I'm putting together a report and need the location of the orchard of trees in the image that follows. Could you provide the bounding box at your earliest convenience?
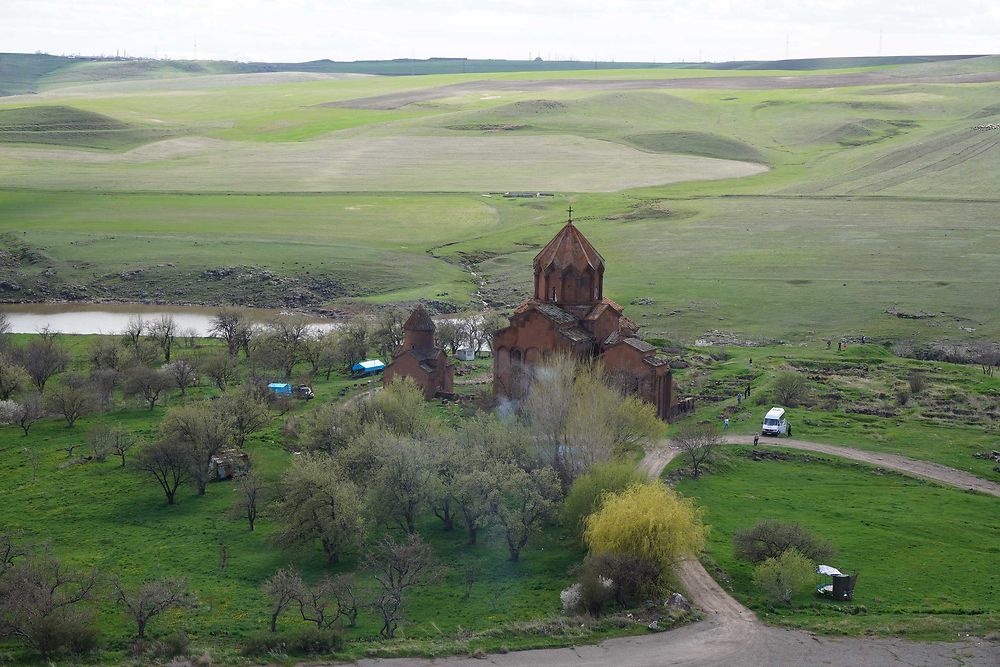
[0,309,709,660]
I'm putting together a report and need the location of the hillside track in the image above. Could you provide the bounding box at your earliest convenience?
[318,439,999,666]
[718,434,1000,497]
[326,71,1000,110]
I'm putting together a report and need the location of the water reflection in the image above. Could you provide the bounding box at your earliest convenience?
[0,303,337,336]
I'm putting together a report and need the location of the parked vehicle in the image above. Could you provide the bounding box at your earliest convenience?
[293,385,314,400]
[762,407,787,436]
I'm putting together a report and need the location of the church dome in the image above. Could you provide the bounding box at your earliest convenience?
[532,221,605,274]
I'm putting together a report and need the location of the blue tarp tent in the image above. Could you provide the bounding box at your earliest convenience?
[352,359,385,375]
[268,382,292,395]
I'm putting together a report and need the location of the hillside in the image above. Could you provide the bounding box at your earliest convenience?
[0,53,997,344]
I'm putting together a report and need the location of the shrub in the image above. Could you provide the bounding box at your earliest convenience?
[752,548,815,606]
[907,371,926,395]
[559,583,582,614]
[242,629,344,657]
[28,610,100,657]
[895,387,910,406]
[581,552,663,608]
[562,462,644,535]
[772,372,809,407]
[577,570,615,617]
[733,519,834,564]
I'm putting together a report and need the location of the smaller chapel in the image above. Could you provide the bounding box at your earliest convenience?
[493,210,685,420]
[382,305,454,399]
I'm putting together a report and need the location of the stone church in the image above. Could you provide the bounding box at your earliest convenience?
[493,213,683,420]
[382,305,454,399]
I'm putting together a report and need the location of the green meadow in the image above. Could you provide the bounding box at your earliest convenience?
[674,452,1000,640]
[0,54,997,346]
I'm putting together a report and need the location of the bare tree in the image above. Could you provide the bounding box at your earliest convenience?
[367,534,440,638]
[433,319,461,355]
[124,366,172,411]
[371,307,406,358]
[113,577,191,639]
[20,334,69,391]
[87,424,137,467]
[166,359,197,395]
[228,470,265,531]
[218,389,269,449]
[673,422,721,478]
[147,315,178,363]
[0,354,28,400]
[260,315,312,379]
[87,337,124,372]
[262,567,302,632]
[133,439,193,505]
[334,317,369,370]
[209,307,253,357]
[88,368,120,412]
[43,379,97,428]
[160,401,236,496]
[0,547,98,654]
[479,311,509,354]
[121,315,145,349]
[199,352,238,391]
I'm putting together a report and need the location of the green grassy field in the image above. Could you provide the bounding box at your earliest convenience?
[0,335,604,664]
[669,343,1000,480]
[674,451,1000,640]
[0,55,997,343]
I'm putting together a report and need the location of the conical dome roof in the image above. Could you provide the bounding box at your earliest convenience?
[533,221,605,274]
[404,305,435,332]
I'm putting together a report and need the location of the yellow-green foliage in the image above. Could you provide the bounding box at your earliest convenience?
[562,462,645,537]
[583,482,706,571]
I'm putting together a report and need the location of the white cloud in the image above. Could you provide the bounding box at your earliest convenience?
[1,0,997,62]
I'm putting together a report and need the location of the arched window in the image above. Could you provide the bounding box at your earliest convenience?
[551,287,557,302]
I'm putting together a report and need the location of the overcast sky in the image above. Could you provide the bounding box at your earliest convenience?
[2,0,998,64]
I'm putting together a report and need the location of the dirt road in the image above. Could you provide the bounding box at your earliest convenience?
[331,439,998,666]
[724,435,1000,497]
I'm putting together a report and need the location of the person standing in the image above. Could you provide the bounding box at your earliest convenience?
[724,417,730,430]
[748,358,753,367]
[745,383,751,398]
[753,433,760,447]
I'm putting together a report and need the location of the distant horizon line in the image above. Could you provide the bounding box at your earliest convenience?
[3,51,992,67]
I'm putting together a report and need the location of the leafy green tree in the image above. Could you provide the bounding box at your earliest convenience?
[491,464,561,561]
[272,454,366,564]
[368,435,432,534]
[773,372,810,407]
[563,461,645,537]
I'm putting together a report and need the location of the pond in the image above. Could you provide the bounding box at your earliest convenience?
[0,303,337,336]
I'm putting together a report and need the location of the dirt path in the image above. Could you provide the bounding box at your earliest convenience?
[720,435,1000,497]
[315,440,999,666]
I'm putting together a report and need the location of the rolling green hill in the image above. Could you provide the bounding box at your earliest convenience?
[0,53,997,344]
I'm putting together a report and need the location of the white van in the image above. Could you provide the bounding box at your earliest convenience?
[762,407,787,436]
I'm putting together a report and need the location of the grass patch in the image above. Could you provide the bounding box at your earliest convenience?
[0,105,177,150]
[674,453,1000,639]
[625,131,766,163]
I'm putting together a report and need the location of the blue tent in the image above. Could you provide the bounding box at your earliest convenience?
[351,359,385,375]
[268,382,292,395]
